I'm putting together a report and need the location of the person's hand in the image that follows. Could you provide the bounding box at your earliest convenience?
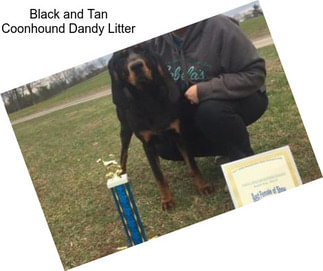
[184,85,199,104]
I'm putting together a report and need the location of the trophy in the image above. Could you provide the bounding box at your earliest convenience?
[97,159,147,246]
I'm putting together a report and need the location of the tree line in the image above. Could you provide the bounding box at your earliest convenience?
[1,55,109,114]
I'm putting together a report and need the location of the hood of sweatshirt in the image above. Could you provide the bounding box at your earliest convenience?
[149,15,266,101]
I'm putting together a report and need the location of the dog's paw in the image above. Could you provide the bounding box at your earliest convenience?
[198,183,215,196]
[161,198,175,211]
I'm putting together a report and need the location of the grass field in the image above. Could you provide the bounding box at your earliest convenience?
[240,15,271,40]
[12,43,321,270]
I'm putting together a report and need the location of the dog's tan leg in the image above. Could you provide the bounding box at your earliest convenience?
[179,148,214,195]
[169,121,214,195]
[139,130,175,211]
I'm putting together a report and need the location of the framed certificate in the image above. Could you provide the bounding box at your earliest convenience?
[221,146,302,208]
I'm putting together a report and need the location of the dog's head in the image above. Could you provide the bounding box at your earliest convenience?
[108,42,166,89]
[108,42,180,107]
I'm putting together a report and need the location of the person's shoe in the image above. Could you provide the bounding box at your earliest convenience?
[227,144,254,161]
[214,155,230,165]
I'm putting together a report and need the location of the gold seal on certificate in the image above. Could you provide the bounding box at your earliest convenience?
[221,146,302,208]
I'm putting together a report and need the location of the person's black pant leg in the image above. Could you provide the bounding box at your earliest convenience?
[195,91,268,161]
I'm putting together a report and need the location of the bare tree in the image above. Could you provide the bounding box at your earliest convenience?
[13,88,23,110]
[26,83,35,105]
[252,4,263,17]
[62,67,80,85]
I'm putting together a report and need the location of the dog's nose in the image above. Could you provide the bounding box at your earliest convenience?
[129,61,144,72]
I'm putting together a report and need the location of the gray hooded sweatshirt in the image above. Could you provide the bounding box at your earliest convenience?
[150,15,266,102]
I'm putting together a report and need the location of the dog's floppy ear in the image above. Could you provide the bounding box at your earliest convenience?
[152,53,180,103]
[164,72,180,103]
[108,54,130,108]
